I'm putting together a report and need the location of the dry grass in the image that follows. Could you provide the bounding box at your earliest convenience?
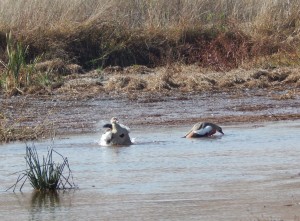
[0,0,299,34]
[0,0,300,96]
[0,0,299,68]
[0,97,56,142]
[0,114,54,143]
[81,65,300,96]
[1,1,299,144]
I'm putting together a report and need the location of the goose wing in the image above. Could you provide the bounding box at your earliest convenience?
[194,125,213,137]
[119,123,130,133]
[103,123,112,129]
[184,122,203,137]
[100,130,113,145]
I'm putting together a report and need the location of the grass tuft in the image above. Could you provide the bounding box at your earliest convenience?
[7,144,76,192]
[0,32,42,94]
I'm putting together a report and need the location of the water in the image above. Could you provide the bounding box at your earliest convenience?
[1,121,300,221]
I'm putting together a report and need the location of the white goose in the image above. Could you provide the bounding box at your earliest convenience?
[184,122,224,138]
[100,117,132,146]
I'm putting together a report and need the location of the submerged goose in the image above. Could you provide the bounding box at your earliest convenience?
[184,122,224,138]
[100,117,132,146]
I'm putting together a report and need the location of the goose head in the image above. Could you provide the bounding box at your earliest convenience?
[110,117,119,124]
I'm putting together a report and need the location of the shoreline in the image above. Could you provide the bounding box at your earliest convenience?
[1,86,299,142]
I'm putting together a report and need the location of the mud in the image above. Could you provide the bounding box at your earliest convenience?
[1,88,300,139]
[0,66,300,141]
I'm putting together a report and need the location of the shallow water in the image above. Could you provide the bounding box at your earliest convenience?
[1,121,300,221]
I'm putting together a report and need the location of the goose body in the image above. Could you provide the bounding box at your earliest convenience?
[184,122,224,138]
[100,117,132,146]
[100,129,113,145]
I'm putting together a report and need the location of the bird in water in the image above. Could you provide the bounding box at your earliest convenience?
[100,117,132,146]
[184,122,224,138]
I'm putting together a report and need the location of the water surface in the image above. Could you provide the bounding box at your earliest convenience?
[1,121,300,220]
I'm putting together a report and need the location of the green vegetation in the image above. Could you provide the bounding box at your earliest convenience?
[0,32,42,94]
[3,32,28,89]
[0,0,299,94]
[7,144,76,192]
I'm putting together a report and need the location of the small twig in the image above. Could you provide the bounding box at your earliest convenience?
[267,110,279,121]
[0,59,8,69]
[19,176,28,192]
[6,173,26,192]
[15,87,24,94]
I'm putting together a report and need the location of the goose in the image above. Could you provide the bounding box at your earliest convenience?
[100,117,132,146]
[184,122,224,138]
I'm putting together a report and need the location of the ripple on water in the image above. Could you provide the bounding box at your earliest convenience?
[1,120,300,221]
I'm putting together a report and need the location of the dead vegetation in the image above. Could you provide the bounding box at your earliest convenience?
[0,97,55,143]
[96,65,300,95]
[0,0,300,96]
[0,0,300,142]
[0,114,54,143]
[0,0,300,71]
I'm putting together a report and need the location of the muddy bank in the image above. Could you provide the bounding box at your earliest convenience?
[1,65,300,142]
[1,81,299,142]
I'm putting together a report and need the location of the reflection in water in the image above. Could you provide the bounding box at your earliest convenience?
[30,191,60,221]
[31,190,60,208]
[1,121,300,221]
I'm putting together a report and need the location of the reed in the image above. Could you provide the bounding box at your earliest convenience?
[0,1,298,64]
[0,32,42,94]
[0,0,298,33]
[0,32,27,91]
[7,144,76,192]
[0,0,299,91]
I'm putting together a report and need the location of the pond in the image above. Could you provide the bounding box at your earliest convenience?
[1,120,300,221]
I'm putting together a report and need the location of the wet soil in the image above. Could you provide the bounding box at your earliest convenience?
[0,66,300,141]
[1,87,299,138]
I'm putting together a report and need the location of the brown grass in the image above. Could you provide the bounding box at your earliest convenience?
[1,1,299,144]
[0,115,54,143]
[0,0,300,70]
[0,99,55,142]
[77,65,299,96]
[0,0,299,33]
[0,0,300,96]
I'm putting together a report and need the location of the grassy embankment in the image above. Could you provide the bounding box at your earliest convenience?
[0,0,299,92]
[0,0,300,141]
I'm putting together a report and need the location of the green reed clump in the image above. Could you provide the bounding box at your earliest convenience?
[0,32,41,94]
[0,32,27,91]
[7,144,76,192]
